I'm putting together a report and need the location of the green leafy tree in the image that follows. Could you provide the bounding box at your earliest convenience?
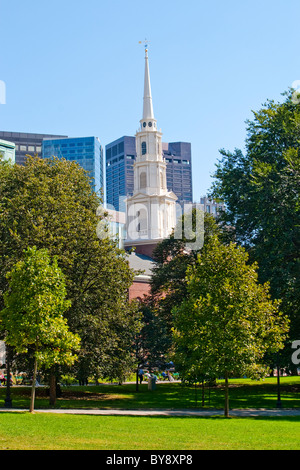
[173,237,289,417]
[0,156,139,391]
[139,210,225,367]
[1,247,80,412]
[210,90,300,349]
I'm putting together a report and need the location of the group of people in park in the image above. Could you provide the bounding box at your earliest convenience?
[138,368,175,384]
[0,372,13,386]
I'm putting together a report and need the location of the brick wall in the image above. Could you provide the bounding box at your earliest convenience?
[129,280,151,301]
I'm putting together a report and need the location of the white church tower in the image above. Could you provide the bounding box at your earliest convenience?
[125,44,177,256]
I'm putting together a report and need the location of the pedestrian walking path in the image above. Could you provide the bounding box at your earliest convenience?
[1,407,300,417]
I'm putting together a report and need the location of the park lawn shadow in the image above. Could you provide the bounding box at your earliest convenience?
[1,379,300,411]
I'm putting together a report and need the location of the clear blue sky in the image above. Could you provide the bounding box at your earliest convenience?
[1,0,300,201]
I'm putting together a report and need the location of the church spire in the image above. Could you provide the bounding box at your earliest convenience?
[142,44,154,120]
[124,42,177,250]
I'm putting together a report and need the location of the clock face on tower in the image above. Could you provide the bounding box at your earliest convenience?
[143,122,146,127]
[148,122,152,127]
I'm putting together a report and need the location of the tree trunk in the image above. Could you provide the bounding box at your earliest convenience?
[4,346,12,408]
[49,370,56,406]
[30,356,38,413]
[224,371,229,417]
[276,364,282,408]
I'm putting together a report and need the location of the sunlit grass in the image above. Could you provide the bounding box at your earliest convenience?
[0,412,300,450]
[0,378,299,450]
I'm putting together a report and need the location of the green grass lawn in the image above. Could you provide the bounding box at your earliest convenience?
[0,377,299,450]
[0,412,300,450]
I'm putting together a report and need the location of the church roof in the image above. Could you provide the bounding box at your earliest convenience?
[127,251,154,278]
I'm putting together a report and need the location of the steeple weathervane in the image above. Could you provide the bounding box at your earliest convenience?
[139,38,150,53]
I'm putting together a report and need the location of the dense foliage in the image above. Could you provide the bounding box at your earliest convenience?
[173,237,289,416]
[1,246,80,411]
[210,91,300,346]
[0,156,140,384]
[138,210,224,367]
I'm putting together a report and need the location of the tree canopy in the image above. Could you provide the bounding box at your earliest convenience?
[0,156,140,384]
[210,90,300,344]
[1,246,80,411]
[173,237,289,416]
[137,210,224,368]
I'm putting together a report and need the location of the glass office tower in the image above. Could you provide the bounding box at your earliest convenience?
[105,136,136,211]
[105,136,192,211]
[0,131,68,165]
[42,136,104,195]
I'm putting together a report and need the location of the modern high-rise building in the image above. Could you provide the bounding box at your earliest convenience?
[105,136,136,211]
[199,196,226,216]
[42,136,104,195]
[105,137,192,211]
[0,131,104,195]
[0,139,15,163]
[0,131,67,165]
[163,142,193,207]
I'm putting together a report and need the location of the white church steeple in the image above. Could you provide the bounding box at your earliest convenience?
[125,44,177,255]
[142,47,154,121]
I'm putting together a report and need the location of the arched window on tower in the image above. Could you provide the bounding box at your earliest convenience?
[140,171,147,189]
[141,141,147,155]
